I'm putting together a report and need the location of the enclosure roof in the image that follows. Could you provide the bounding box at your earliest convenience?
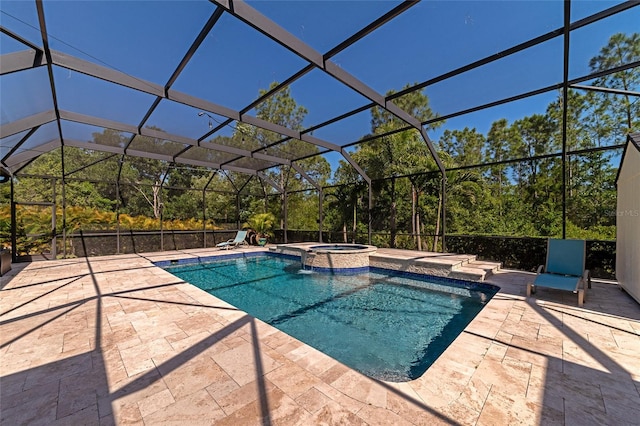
[1,1,639,184]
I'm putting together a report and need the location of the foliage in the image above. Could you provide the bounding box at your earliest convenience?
[0,203,219,256]
[229,82,331,230]
[338,85,443,248]
[244,212,276,238]
[587,33,640,143]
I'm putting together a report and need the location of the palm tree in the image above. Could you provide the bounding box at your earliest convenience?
[244,212,276,245]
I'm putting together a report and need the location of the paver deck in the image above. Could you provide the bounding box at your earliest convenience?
[1,247,639,425]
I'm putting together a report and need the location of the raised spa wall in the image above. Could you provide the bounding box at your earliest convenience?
[272,243,377,272]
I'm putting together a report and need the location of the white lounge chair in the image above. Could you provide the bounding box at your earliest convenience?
[527,238,591,307]
[216,230,248,250]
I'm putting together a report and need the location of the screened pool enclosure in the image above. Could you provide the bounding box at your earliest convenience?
[1,1,638,278]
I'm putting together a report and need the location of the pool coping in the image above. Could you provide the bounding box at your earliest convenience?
[155,250,500,294]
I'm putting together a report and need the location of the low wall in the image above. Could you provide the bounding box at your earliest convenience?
[445,235,615,280]
[15,229,615,280]
[281,231,616,280]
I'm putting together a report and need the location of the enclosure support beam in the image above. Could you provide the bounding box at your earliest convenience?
[441,178,446,252]
[339,151,371,185]
[65,154,118,177]
[234,174,255,232]
[0,26,43,53]
[319,190,324,243]
[235,194,241,231]
[202,188,207,248]
[338,151,372,245]
[10,178,16,264]
[60,153,66,258]
[1,127,42,169]
[570,84,640,97]
[262,184,268,213]
[283,191,288,244]
[116,178,121,254]
[159,164,173,252]
[418,127,447,252]
[0,50,47,76]
[36,0,68,258]
[291,163,323,243]
[202,171,217,248]
[561,0,571,239]
[219,171,241,242]
[5,140,60,170]
[368,183,373,246]
[52,178,57,259]
[256,172,283,194]
[115,154,127,254]
[0,110,56,140]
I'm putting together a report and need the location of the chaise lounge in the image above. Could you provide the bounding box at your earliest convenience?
[527,238,591,307]
[216,230,248,250]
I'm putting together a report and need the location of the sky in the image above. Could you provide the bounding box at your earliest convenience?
[1,0,638,174]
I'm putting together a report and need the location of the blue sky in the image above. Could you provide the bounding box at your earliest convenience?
[1,1,638,172]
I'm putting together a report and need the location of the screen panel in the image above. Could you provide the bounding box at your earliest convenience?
[171,13,307,110]
[53,67,156,126]
[332,0,564,94]
[42,0,216,84]
[0,67,54,125]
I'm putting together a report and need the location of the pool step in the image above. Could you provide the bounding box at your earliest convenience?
[449,261,502,281]
[370,251,501,282]
[272,245,501,282]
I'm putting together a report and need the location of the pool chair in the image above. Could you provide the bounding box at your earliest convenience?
[527,238,591,307]
[216,230,248,250]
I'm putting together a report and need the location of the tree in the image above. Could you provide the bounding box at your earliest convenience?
[587,33,640,144]
[162,165,209,221]
[360,86,442,248]
[244,212,276,239]
[484,118,517,228]
[328,161,368,243]
[118,130,173,220]
[243,82,330,230]
[438,127,485,167]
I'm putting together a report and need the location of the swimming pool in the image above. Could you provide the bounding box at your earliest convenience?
[162,253,497,382]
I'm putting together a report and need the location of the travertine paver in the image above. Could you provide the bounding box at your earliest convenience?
[1,247,639,425]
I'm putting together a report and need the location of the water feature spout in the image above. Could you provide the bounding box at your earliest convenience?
[300,250,316,271]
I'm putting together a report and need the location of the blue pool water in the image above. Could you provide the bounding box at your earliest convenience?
[163,254,497,382]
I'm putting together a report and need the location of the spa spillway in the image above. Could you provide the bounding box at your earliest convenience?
[273,243,377,273]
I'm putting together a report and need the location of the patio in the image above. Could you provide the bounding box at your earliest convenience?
[1,247,639,425]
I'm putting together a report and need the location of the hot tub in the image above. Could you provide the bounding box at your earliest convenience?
[310,244,369,251]
[279,243,378,273]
